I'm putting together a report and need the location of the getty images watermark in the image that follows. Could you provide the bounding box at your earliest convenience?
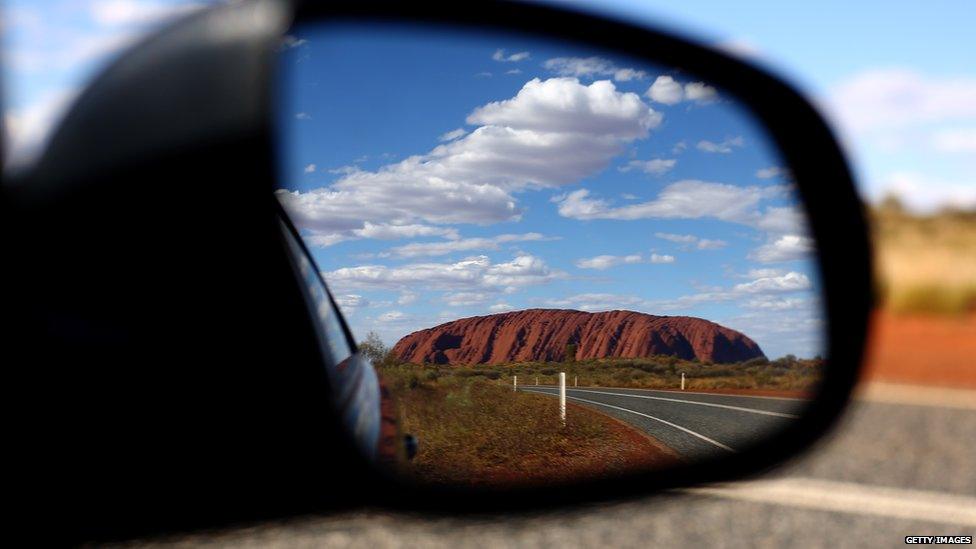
[905,536,972,544]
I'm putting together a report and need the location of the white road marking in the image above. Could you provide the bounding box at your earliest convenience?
[563,388,800,419]
[683,477,976,526]
[523,389,735,452]
[531,384,805,401]
[857,382,976,410]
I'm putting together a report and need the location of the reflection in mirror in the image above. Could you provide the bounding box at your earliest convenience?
[275,23,824,486]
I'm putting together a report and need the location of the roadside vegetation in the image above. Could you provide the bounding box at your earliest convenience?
[360,333,818,485]
[360,333,677,485]
[871,197,976,315]
[367,338,822,394]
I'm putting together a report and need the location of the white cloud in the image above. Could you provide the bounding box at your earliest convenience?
[334,294,369,312]
[466,78,660,140]
[575,254,643,270]
[482,254,560,288]
[877,171,976,213]
[734,271,811,293]
[829,69,976,134]
[540,269,817,354]
[280,35,307,50]
[720,308,824,360]
[295,112,311,120]
[378,310,407,323]
[649,270,813,313]
[385,233,552,258]
[754,205,806,234]
[745,268,786,279]
[397,291,419,306]
[544,293,646,312]
[506,69,522,75]
[302,222,460,248]
[684,82,718,102]
[492,49,530,62]
[325,254,561,293]
[743,296,808,311]
[554,180,794,235]
[543,57,647,82]
[647,76,684,105]
[90,0,203,27]
[646,76,718,105]
[327,165,359,175]
[356,223,459,241]
[750,234,815,263]
[304,164,316,174]
[438,128,468,142]
[619,158,676,175]
[655,232,697,244]
[444,292,491,306]
[696,239,728,250]
[489,302,514,312]
[821,67,976,209]
[756,166,784,179]
[696,136,744,153]
[715,37,763,59]
[931,128,976,153]
[281,77,661,247]
[572,252,676,270]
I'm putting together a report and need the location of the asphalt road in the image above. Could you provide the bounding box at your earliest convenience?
[122,383,976,548]
[519,385,805,459]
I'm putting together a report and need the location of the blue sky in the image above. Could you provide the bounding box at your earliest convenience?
[586,0,976,213]
[3,1,974,209]
[274,23,821,358]
[2,1,973,357]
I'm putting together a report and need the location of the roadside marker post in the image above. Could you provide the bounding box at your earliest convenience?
[559,372,566,424]
[536,376,539,386]
[681,372,686,390]
[574,375,578,387]
[514,375,517,392]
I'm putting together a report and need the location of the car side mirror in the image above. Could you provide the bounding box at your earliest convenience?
[2,0,871,543]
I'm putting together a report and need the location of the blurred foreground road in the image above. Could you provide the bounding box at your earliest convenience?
[128,382,975,548]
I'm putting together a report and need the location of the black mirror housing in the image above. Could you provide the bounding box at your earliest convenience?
[2,0,871,543]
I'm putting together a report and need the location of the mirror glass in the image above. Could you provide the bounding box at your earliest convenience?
[275,22,824,486]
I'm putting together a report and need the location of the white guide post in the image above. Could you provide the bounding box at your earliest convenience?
[559,372,566,424]
[536,376,539,386]
[574,375,578,387]
[514,375,517,392]
[681,372,686,390]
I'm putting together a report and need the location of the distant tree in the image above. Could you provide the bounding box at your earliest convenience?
[879,193,905,215]
[359,331,389,366]
[564,343,578,362]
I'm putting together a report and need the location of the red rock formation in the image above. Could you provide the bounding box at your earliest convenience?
[391,309,765,365]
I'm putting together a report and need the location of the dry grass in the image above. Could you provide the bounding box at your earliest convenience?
[871,206,976,315]
[378,365,677,486]
[379,355,821,394]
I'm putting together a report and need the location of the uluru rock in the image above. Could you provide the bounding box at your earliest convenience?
[391,309,765,365]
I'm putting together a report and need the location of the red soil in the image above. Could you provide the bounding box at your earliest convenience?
[862,310,976,388]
